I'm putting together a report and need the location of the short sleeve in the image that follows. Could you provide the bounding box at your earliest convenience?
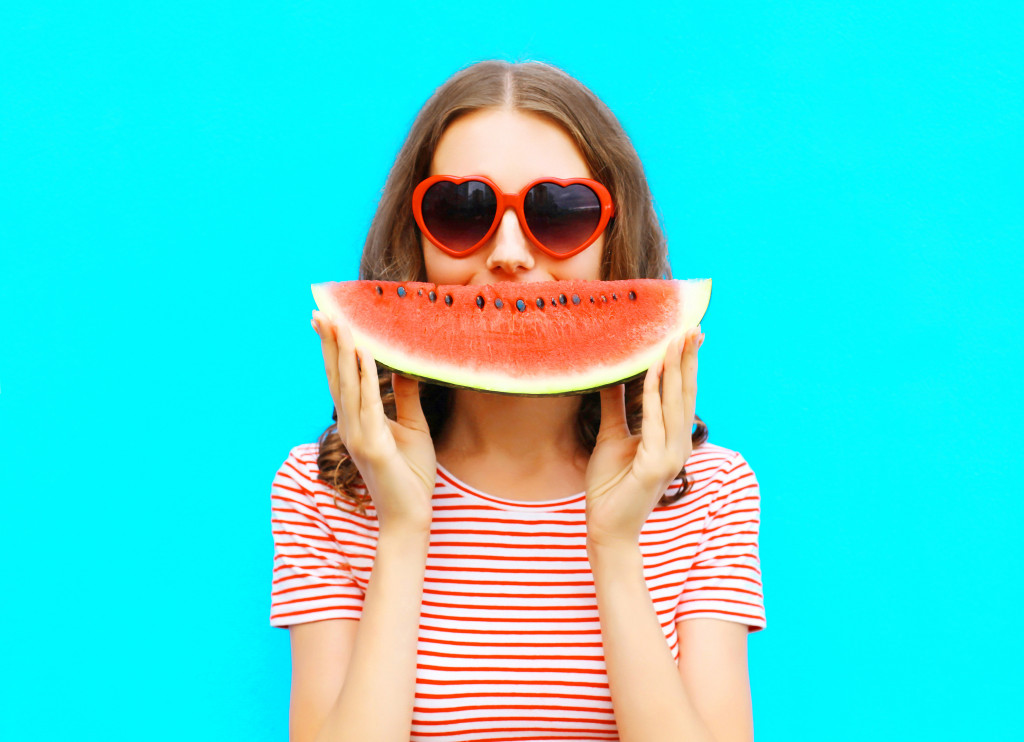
[677,452,766,632]
[269,447,365,627]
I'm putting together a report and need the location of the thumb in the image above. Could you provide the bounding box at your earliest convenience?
[597,384,630,442]
[392,373,429,434]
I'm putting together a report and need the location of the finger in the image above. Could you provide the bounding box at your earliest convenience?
[392,373,429,434]
[640,355,666,449]
[357,346,385,433]
[313,310,338,385]
[662,334,686,453]
[333,316,362,428]
[596,384,629,442]
[313,311,344,425]
[681,325,701,431]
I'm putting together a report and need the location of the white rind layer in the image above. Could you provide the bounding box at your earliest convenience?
[311,279,712,396]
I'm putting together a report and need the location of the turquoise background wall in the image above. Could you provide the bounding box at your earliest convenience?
[2,2,1022,740]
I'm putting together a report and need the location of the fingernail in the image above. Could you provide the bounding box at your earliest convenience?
[697,333,705,349]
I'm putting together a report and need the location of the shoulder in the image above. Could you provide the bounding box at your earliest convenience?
[687,441,757,481]
[272,442,326,494]
[684,443,761,531]
[662,441,759,512]
[271,442,374,522]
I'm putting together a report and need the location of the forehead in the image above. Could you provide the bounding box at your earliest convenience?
[430,108,592,190]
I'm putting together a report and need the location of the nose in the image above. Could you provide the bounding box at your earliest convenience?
[485,208,535,274]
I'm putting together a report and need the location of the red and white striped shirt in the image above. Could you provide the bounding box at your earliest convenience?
[270,441,765,741]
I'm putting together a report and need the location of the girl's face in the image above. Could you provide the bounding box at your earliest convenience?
[422,108,605,286]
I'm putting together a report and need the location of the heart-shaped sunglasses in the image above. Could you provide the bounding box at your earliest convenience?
[412,175,615,259]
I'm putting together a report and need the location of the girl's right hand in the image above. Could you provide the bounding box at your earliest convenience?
[312,310,437,536]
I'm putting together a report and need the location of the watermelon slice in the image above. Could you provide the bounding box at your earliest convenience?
[311,279,711,396]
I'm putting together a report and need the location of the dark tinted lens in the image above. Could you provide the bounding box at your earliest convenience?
[523,183,602,254]
[420,180,497,252]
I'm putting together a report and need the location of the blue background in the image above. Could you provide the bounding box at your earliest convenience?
[2,2,1022,740]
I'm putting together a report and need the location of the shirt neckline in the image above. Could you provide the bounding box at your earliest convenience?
[435,463,587,511]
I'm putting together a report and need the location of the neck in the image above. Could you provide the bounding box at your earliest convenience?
[435,389,586,469]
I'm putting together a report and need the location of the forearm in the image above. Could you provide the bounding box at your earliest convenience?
[588,542,715,742]
[315,529,429,742]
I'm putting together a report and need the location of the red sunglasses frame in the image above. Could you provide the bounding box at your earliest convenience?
[412,174,616,260]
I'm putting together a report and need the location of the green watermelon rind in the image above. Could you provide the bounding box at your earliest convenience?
[369,365,647,397]
[311,279,712,396]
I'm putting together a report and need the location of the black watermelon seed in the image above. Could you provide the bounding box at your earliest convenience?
[558,293,567,305]
[475,295,484,309]
[571,294,580,305]
[429,290,437,302]
[495,298,504,309]
[550,298,557,306]
[628,290,636,300]
[536,298,545,308]
[418,289,423,296]
[444,294,453,306]
[397,286,407,297]
[612,293,618,300]
[601,295,607,302]
[375,285,382,295]
[516,299,526,312]
[589,296,595,303]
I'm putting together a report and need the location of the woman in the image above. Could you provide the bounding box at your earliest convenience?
[271,59,766,742]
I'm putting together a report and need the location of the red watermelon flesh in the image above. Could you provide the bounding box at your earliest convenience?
[311,279,712,396]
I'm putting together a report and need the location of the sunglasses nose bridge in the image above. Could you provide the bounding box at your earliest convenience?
[485,207,536,271]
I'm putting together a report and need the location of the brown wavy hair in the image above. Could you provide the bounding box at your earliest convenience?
[317,60,708,513]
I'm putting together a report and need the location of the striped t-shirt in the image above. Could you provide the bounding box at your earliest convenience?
[270,441,766,741]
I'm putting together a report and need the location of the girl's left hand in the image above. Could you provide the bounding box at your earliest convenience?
[584,325,704,550]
